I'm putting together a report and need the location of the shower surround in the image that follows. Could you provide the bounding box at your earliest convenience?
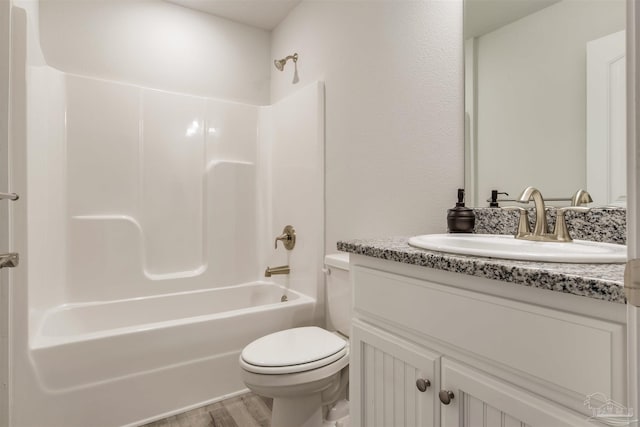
[9,4,325,425]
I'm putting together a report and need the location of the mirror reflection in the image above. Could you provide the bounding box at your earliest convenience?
[464,0,626,207]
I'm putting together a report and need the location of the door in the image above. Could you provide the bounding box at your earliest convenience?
[440,359,596,427]
[351,321,440,427]
[587,30,626,206]
[0,1,10,426]
[627,0,640,420]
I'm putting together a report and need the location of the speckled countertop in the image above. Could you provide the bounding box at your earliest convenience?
[337,237,627,304]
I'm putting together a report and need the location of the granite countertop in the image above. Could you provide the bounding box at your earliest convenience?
[337,237,627,304]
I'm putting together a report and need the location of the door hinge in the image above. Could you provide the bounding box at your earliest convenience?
[0,253,18,269]
[625,259,640,307]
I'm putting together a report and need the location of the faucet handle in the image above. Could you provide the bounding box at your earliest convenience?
[553,206,590,242]
[571,189,593,207]
[502,206,531,239]
[274,225,296,250]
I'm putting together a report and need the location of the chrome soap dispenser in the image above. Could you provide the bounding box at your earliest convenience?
[447,188,475,233]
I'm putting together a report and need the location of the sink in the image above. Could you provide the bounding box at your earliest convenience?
[408,234,626,263]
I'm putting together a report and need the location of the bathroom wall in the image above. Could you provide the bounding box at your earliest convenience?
[37,0,271,104]
[474,0,625,201]
[21,0,272,314]
[258,81,325,312]
[53,71,260,304]
[271,0,465,253]
[9,1,326,424]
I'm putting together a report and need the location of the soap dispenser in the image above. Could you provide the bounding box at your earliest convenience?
[447,188,475,233]
[489,190,509,208]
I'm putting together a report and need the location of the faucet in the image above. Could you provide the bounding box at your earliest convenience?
[274,225,296,250]
[517,186,550,239]
[570,189,593,207]
[548,189,592,242]
[507,187,591,242]
[265,265,290,277]
[553,206,589,242]
[501,206,531,239]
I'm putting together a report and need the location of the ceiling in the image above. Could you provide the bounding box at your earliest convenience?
[165,0,301,30]
[464,0,561,38]
[168,0,561,37]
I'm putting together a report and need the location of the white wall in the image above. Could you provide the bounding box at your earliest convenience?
[38,0,271,104]
[271,0,465,253]
[473,0,625,203]
[9,2,328,424]
[259,82,325,320]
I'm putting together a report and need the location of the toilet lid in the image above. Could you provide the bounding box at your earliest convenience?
[241,326,347,368]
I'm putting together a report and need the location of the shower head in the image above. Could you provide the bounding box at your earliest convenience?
[274,58,286,71]
[274,53,298,71]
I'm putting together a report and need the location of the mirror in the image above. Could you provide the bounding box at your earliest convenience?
[464,0,626,207]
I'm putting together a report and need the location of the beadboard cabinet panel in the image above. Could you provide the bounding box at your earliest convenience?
[441,359,596,427]
[351,320,440,427]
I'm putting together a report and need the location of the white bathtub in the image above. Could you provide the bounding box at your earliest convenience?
[29,282,316,426]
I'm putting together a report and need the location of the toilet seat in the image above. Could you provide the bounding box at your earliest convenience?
[240,326,347,375]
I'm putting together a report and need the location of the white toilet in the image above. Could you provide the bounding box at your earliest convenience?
[239,253,351,427]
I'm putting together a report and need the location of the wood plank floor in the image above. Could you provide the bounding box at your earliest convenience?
[142,393,273,427]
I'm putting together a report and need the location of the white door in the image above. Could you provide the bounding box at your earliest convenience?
[440,359,596,427]
[0,1,10,426]
[587,30,626,207]
[627,0,640,420]
[351,321,440,427]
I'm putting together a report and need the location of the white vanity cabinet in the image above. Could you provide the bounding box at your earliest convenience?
[351,321,440,426]
[349,256,627,427]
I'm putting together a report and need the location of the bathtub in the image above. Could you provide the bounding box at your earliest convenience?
[29,282,316,426]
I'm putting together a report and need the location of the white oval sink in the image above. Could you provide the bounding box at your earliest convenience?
[408,234,626,263]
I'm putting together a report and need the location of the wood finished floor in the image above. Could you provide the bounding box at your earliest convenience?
[142,393,273,427]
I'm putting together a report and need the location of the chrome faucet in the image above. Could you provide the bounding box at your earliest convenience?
[265,265,290,277]
[517,186,550,239]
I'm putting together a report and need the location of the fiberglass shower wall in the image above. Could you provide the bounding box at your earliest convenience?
[28,66,262,309]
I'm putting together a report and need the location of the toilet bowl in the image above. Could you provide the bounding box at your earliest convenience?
[239,253,351,427]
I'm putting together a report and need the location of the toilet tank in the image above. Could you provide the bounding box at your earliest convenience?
[324,253,351,337]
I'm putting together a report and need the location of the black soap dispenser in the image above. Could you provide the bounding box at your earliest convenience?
[447,188,475,233]
[489,190,509,208]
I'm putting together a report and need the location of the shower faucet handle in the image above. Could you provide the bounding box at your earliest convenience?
[274,225,296,250]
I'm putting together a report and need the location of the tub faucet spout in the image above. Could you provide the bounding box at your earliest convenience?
[265,265,290,277]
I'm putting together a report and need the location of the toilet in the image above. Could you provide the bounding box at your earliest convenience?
[239,253,351,427]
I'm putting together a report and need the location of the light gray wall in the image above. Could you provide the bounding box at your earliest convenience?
[473,0,625,203]
[271,0,465,253]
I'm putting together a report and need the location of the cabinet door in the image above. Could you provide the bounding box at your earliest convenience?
[440,359,595,427]
[351,320,440,427]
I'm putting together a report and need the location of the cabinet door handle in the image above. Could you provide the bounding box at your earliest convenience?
[439,390,455,405]
[415,378,431,392]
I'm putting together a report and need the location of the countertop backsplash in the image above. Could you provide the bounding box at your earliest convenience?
[473,207,626,245]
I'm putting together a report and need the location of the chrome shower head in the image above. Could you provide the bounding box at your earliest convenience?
[274,53,298,71]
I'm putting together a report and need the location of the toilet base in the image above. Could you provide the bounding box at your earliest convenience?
[272,393,324,427]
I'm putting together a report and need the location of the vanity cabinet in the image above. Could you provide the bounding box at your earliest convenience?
[349,257,626,427]
[440,359,594,427]
[351,321,440,426]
